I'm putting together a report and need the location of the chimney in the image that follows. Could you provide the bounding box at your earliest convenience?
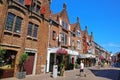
[91,32,93,37]
[48,0,52,4]
[77,17,80,23]
[63,3,67,9]
[85,25,88,31]
[91,32,94,40]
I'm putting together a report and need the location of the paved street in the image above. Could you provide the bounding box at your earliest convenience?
[1,67,120,80]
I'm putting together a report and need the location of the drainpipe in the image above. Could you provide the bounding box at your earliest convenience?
[46,19,52,73]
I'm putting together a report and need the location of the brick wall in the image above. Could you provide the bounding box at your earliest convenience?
[0,0,51,76]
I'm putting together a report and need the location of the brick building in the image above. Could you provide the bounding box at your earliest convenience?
[46,3,95,72]
[46,3,83,72]
[0,0,51,78]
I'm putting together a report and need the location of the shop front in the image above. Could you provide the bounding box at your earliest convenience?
[0,50,17,79]
[78,54,96,67]
[46,48,79,72]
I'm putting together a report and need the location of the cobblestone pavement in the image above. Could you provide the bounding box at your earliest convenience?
[1,67,120,80]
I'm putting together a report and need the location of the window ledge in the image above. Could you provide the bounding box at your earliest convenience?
[13,33,21,37]
[62,27,68,32]
[27,36,32,40]
[4,30,12,35]
[27,36,38,41]
[33,38,38,41]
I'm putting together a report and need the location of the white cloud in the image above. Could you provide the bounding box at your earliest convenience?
[101,43,120,54]
[102,43,120,47]
[108,43,120,47]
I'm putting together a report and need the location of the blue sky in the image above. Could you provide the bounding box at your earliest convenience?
[50,0,120,54]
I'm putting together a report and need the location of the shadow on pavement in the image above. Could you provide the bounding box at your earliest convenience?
[90,69,120,80]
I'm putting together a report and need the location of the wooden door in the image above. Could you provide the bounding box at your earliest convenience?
[24,53,35,75]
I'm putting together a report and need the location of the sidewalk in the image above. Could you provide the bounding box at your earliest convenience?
[2,67,118,80]
[1,68,98,80]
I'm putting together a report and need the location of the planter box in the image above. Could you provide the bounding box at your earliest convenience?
[16,72,26,79]
[0,69,14,79]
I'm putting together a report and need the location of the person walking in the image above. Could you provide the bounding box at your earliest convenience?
[80,61,86,77]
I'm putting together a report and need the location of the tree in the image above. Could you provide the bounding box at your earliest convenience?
[19,52,29,72]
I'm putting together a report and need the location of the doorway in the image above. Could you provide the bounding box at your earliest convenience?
[24,53,35,75]
[49,53,55,72]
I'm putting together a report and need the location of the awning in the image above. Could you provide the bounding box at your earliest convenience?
[107,57,111,61]
[99,55,105,60]
[78,54,95,58]
[56,48,68,55]
[68,50,79,56]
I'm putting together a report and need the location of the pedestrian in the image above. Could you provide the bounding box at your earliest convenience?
[80,61,86,77]
[98,61,101,69]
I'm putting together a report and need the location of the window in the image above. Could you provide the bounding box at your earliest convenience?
[52,31,56,39]
[76,31,80,37]
[31,2,35,11]
[33,25,38,38]
[61,33,64,43]
[72,40,74,50]
[5,12,23,33]
[36,1,41,13]
[36,5,40,13]
[27,22,33,36]
[62,21,65,27]
[27,22,39,38]
[61,33,67,45]
[77,41,80,49]
[14,17,22,33]
[19,0,24,4]
[65,23,68,30]
[62,21,68,30]
[30,0,41,13]
[65,35,67,45]
[72,40,74,46]
[5,13,15,31]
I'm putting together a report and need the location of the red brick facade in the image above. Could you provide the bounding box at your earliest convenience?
[0,0,51,78]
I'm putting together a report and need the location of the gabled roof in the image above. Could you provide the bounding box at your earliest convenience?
[70,17,81,32]
[51,3,70,24]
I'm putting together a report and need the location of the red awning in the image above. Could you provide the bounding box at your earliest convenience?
[56,48,68,55]
[107,57,111,61]
[99,55,105,60]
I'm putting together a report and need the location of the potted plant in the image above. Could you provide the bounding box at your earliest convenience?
[16,52,29,79]
[60,62,65,76]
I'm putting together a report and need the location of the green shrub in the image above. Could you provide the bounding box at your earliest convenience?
[19,52,29,72]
